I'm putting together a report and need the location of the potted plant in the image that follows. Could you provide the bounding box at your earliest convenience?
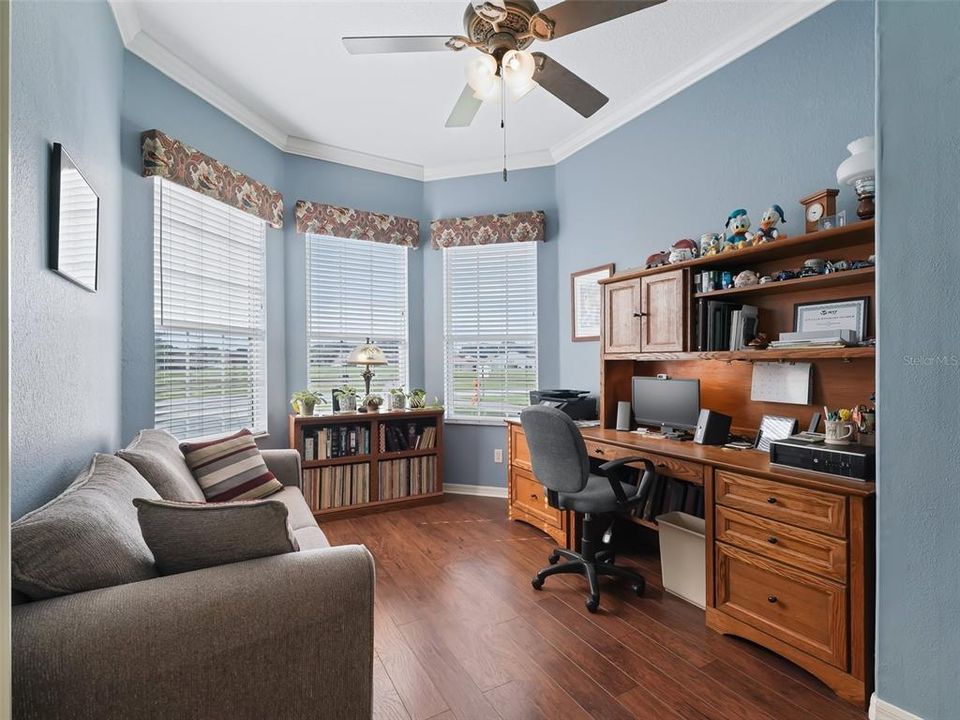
[389,387,407,410]
[290,390,324,416]
[337,384,359,413]
[409,388,427,409]
[364,394,383,412]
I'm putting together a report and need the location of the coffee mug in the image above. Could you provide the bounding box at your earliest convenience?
[824,419,855,445]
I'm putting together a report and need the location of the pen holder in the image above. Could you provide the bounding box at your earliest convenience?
[824,419,855,445]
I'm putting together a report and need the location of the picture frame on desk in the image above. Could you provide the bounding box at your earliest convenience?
[794,296,869,338]
[571,263,614,342]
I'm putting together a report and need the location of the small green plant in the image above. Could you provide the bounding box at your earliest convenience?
[409,388,427,408]
[290,390,325,416]
[389,386,406,398]
[364,394,384,411]
[337,384,358,398]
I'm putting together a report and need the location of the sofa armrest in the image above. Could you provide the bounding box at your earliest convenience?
[13,545,375,720]
[261,448,302,488]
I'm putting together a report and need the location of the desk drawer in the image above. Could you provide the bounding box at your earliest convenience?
[716,543,847,669]
[716,506,847,582]
[715,470,846,538]
[511,468,562,528]
[510,425,532,471]
[584,440,704,485]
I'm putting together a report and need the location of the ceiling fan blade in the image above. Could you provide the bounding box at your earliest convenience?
[342,35,457,55]
[445,84,484,128]
[532,1,665,41]
[532,52,608,118]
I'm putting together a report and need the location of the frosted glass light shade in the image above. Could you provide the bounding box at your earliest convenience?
[347,341,388,366]
[466,54,498,97]
[836,136,876,186]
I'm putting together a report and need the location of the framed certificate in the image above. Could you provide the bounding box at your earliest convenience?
[793,297,869,339]
[571,264,614,342]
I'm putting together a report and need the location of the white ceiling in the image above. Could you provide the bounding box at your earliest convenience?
[110,0,832,180]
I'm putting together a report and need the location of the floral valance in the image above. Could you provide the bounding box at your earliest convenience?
[430,211,545,248]
[142,129,284,229]
[295,200,420,248]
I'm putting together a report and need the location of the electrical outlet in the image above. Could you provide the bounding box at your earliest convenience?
[494,448,503,463]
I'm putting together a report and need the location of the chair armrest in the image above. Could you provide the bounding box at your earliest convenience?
[13,545,375,720]
[598,456,657,505]
[261,448,302,487]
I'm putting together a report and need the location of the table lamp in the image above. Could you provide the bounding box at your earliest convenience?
[836,135,876,220]
[347,338,388,398]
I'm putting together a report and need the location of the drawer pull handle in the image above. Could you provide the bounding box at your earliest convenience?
[594,447,605,454]
[529,493,539,500]
[767,595,778,604]
[767,536,778,545]
[767,497,778,504]
[657,463,666,468]
[633,311,647,318]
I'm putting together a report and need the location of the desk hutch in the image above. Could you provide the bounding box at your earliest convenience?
[506,220,876,705]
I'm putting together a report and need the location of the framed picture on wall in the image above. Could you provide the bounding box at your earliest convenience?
[49,143,100,292]
[571,264,614,342]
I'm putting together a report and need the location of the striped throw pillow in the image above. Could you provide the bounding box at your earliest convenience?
[179,429,283,503]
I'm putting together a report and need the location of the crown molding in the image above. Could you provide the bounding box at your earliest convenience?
[109,0,832,182]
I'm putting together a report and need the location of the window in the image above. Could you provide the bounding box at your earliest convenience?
[306,235,408,408]
[153,178,268,438]
[443,242,538,422]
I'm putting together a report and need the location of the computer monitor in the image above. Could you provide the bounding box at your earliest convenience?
[631,377,701,433]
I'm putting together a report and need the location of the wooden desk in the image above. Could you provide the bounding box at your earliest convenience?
[506,420,875,706]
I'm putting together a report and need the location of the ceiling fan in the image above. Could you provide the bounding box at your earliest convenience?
[343,1,665,128]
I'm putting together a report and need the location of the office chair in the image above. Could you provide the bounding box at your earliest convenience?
[520,405,656,613]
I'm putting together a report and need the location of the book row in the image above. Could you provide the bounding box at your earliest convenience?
[302,425,371,461]
[303,464,371,510]
[379,423,438,453]
[696,300,759,352]
[380,457,438,500]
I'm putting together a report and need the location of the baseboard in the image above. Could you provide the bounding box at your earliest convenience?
[444,483,508,499]
[870,694,925,720]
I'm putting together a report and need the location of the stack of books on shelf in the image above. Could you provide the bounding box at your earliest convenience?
[631,476,705,523]
[696,300,759,351]
[303,425,371,461]
[380,457,437,500]
[303,464,370,510]
[768,329,859,350]
[379,423,437,453]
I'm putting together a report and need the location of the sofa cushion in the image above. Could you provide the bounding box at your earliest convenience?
[294,526,331,551]
[179,429,283,502]
[117,428,206,502]
[11,454,160,599]
[272,486,318,531]
[134,497,299,575]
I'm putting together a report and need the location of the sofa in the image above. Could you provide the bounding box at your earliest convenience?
[11,435,375,720]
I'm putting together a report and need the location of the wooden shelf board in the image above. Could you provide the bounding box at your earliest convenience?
[311,492,444,519]
[302,455,371,468]
[291,408,443,425]
[606,346,875,363]
[600,220,875,284]
[378,447,440,461]
[694,266,874,299]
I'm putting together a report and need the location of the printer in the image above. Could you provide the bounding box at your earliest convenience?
[529,389,598,421]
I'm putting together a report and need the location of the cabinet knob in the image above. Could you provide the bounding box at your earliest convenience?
[767,536,778,545]
[767,497,778,504]
[633,311,647,318]
[767,595,778,604]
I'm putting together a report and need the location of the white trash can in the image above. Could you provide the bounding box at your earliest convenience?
[655,511,706,609]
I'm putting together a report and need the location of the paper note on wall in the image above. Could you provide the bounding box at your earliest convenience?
[750,362,813,405]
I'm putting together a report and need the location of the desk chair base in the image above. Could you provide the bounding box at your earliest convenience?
[531,514,646,613]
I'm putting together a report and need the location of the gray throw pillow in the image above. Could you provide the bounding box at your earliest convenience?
[118,428,206,502]
[134,497,299,576]
[11,454,160,599]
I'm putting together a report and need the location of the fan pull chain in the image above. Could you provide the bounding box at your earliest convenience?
[501,70,508,182]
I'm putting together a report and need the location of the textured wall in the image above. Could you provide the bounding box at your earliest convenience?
[875,3,960,718]
[10,1,125,518]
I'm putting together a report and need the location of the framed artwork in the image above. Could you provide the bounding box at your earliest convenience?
[793,296,869,340]
[49,143,100,292]
[571,264,614,342]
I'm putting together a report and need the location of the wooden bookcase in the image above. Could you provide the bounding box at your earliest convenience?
[288,408,444,520]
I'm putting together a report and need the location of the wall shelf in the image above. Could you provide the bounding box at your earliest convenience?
[606,346,874,363]
[694,266,874,299]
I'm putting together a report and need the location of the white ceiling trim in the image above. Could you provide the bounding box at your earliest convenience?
[109,1,833,182]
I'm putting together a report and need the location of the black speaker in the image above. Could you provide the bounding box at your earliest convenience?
[693,409,732,445]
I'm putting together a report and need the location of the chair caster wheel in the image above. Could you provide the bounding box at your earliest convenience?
[586,597,600,613]
[631,581,645,596]
[548,551,560,565]
[603,554,616,565]
[531,577,544,591]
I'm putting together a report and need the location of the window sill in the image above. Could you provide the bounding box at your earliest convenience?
[444,417,517,427]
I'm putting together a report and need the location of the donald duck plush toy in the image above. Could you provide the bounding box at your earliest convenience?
[754,205,786,244]
[723,209,753,251]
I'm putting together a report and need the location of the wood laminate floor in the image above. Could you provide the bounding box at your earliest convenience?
[321,495,867,720]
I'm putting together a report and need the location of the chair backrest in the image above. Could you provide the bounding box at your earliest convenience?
[519,405,590,494]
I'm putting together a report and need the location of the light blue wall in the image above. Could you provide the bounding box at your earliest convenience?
[119,53,288,447]
[875,3,959,718]
[555,0,875,391]
[422,168,559,488]
[10,0,125,518]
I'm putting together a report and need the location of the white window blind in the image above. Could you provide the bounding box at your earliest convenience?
[443,242,538,422]
[153,178,268,439]
[306,234,408,408]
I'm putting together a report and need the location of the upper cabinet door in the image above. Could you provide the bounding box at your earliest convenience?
[640,269,687,353]
[603,278,643,354]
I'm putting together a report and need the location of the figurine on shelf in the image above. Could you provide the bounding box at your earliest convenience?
[734,270,760,288]
[745,332,770,350]
[668,238,699,264]
[775,269,799,281]
[645,250,671,269]
[723,209,753,251]
[699,232,723,257]
[759,275,774,284]
[754,204,786,244]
